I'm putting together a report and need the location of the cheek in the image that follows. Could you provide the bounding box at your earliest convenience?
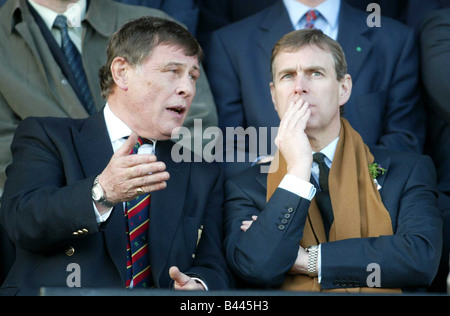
[271,87,293,117]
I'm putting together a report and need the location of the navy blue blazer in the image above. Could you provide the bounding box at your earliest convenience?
[223,147,442,290]
[205,1,426,178]
[0,111,232,295]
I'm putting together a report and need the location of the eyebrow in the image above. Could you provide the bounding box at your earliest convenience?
[164,61,200,72]
[276,64,328,79]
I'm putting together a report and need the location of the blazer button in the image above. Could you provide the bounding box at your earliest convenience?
[278,224,285,230]
[65,246,75,257]
[73,228,89,236]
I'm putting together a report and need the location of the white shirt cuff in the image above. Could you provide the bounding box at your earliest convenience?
[279,174,316,200]
[93,201,113,223]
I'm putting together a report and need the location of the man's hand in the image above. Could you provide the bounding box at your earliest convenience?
[275,98,312,181]
[96,132,169,213]
[288,245,309,275]
[169,266,206,290]
[241,215,258,232]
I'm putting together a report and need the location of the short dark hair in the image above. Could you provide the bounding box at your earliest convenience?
[271,29,347,82]
[99,16,203,99]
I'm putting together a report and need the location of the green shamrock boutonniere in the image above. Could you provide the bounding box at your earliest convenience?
[369,163,387,190]
[369,163,387,179]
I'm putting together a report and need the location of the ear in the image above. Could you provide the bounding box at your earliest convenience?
[338,74,352,106]
[110,57,130,92]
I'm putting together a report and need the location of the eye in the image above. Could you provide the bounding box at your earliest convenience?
[280,73,294,80]
[310,71,323,78]
[189,72,200,81]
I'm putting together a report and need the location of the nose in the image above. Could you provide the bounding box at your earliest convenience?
[175,75,195,98]
[294,74,308,95]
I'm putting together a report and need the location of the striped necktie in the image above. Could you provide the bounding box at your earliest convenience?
[125,137,153,288]
[53,15,96,115]
[304,9,319,29]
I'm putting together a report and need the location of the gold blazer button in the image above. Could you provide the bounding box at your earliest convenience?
[65,246,75,257]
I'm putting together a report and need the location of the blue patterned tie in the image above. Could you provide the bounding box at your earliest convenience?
[53,15,96,115]
[125,137,153,288]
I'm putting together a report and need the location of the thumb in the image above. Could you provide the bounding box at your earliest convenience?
[169,266,191,286]
[115,132,139,156]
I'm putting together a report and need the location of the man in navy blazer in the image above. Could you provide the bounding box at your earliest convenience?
[205,0,425,178]
[0,17,232,295]
[224,29,442,291]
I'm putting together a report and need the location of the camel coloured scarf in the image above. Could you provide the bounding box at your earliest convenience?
[266,118,401,293]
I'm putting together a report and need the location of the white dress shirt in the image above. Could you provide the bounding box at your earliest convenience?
[93,104,157,223]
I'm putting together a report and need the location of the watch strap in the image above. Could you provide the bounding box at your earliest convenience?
[306,245,319,277]
[92,175,115,208]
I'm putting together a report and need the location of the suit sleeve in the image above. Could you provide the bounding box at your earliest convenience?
[0,118,99,253]
[224,176,311,286]
[185,166,234,290]
[320,155,443,289]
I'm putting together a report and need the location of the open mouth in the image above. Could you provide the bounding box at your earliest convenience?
[167,106,185,115]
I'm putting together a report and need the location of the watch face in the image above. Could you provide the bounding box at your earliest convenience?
[92,184,103,201]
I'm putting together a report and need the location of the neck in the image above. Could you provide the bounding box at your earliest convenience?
[307,120,341,152]
[31,0,79,13]
[296,0,327,7]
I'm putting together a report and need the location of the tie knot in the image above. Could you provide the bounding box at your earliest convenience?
[137,137,153,146]
[129,137,153,155]
[305,9,319,29]
[313,152,327,165]
[53,15,68,30]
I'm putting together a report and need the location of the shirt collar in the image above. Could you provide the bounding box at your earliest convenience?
[103,104,157,149]
[313,136,339,164]
[283,0,340,30]
[27,0,87,30]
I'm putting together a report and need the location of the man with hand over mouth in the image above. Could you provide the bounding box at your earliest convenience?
[224,29,442,293]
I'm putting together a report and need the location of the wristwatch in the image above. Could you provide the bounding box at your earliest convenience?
[306,245,319,277]
[92,175,115,208]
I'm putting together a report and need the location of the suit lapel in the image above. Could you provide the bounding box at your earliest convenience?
[337,1,372,82]
[72,111,129,283]
[257,2,294,60]
[149,140,191,285]
[14,0,88,118]
[370,150,391,194]
[71,110,113,178]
